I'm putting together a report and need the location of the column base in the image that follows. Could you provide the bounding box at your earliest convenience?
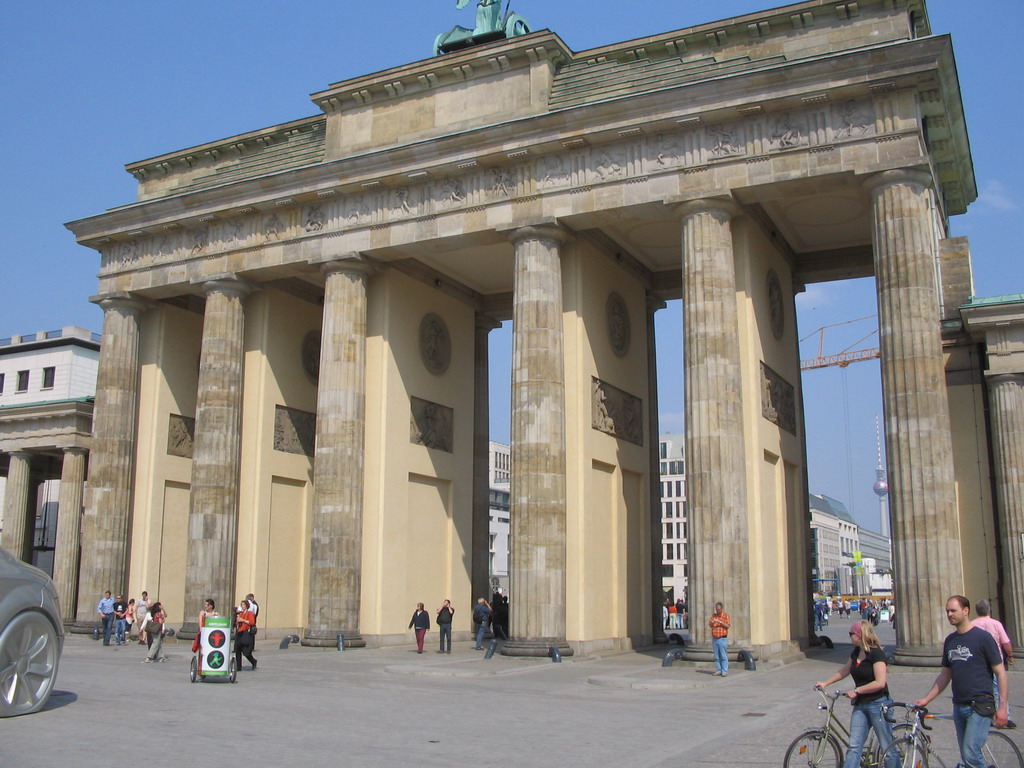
[301,629,366,648]
[70,620,101,636]
[177,622,199,641]
[893,643,945,667]
[681,642,757,662]
[500,637,574,658]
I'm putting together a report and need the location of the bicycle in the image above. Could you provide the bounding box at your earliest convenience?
[784,689,887,767]
[880,703,1023,768]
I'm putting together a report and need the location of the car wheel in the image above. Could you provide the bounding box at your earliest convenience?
[0,611,60,717]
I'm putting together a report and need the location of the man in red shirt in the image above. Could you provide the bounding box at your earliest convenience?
[709,601,731,677]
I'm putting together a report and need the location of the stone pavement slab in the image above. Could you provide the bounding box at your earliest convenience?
[1,616,1018,768]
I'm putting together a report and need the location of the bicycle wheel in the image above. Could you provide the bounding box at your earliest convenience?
[882,737,929,768]
[784,729,842,768]
[983,730,1024,768]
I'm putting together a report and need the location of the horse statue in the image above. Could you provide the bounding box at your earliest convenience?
[434,0,532,55]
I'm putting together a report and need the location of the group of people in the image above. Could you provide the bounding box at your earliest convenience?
[96,590,164,655]
[96,589,259,669]
[406,593,510,653]
[816,595,1012,768]
[663,598,688,630]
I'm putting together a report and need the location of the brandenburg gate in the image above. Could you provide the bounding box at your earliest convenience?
[58,0,1021,663]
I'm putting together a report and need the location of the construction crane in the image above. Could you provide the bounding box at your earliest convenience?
[800,315,880,371]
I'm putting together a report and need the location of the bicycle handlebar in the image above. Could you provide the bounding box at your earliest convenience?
[882,702,932,730]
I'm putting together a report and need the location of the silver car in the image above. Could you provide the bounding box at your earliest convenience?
[0,546,64,717]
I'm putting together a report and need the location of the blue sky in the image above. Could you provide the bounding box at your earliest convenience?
[2,1,1020,532]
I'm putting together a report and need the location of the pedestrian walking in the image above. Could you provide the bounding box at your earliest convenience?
[814,621,898,768]
[409,602,430,653]
[473,597,492,650]
[96,590,115,646]
[912,595,1009,767]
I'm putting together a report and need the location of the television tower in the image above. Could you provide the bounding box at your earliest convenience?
[872,415,890,537]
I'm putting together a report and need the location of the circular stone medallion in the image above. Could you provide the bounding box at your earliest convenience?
[606,292,631,357]
[767,269,784,340]
[302,330,322,383]
[419,313,451,375]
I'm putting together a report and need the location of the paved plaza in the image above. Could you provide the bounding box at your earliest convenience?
[3,616,1020,767]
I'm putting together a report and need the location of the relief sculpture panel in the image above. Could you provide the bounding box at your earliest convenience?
[591,377,643,446]
[410,396,454,453]
[274,405,316,457]
[167,414,196,458]
[760,362,796,435]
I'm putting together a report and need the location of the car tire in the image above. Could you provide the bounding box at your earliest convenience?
[0,610,60,717]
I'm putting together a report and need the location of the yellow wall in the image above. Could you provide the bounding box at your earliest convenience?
[237,287,320,632]
[563,238,651,650]
[130,304,202,623]
[362,269,475,641]
[945,343,999,607]
[733,217,808,651]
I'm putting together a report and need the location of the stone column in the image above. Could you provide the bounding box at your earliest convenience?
[865,169,962,664]
[74,294,146,632]
[646,294,667,644]
[500,221,573,658]
[986,373,1024,653]
[302,257,370,648]
[676,198,752,659]
[53,447,88,624]
[181,276,252,637]
[1,451,33,561]
[473,314,501,604]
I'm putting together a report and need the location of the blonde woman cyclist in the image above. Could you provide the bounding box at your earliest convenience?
[814,620,898,768]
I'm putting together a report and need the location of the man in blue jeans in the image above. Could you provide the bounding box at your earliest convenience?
[472,597,491,650]
[96,590,115,646]
[913,595,1009,768]
[709,601,731,677]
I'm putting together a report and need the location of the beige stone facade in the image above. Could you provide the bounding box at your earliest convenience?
[54,0,1014,659]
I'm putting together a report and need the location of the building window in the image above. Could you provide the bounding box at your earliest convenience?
[664,544,672,561]
[0,372,4,393]
[659,442,667,459]
[16,370,29,392]
[664,523,672,539]
[42,367,56,389]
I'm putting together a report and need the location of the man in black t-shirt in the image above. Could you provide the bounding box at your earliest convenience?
[913,595,1009,768]
[113,595,128,646]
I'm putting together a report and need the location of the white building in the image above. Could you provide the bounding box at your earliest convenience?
[488,441,511,591]
[0,326,99,578]
[809,493,859,595]
[658,434,688,602]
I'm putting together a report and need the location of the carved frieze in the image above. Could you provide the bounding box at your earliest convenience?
[167,414,196,458]
[591,377,643,446]
[99,96,882,278]
[274,405,316,457]
[410,396,454,453]
[760,362,796,435]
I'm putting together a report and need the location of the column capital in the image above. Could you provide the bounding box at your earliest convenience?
[862,168,932,196]
[475,313,502,333]
[314,253,376,278]
[987,372,1024,387]
[646,293,667,314]
[668,195,741,221]
[497,217,570,247]
[62,446,89,458]
[89,292,150,316]
[191,273,256,299]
